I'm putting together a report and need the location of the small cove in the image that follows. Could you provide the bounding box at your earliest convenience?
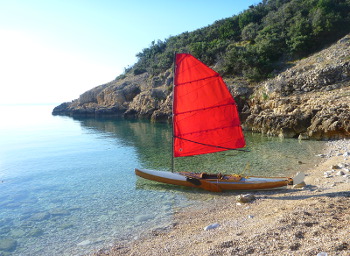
[0,105,325,255]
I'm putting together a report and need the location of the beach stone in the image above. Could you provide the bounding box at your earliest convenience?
[219,240,234,248]
[336,170,345,176]
[204,223,220,231]
[324,172,332,178]
[0,238,17,252]
[343,152,350,157]
[334,242,349,251]
[236,194,256,203]
[338,163,347,168]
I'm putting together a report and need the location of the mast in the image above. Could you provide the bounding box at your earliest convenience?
[171,52,176,173]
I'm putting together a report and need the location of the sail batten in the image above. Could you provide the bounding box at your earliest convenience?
[174,102,235,116]
[175,124,240,137]
[173,53,246,157]
[175,74,220,86]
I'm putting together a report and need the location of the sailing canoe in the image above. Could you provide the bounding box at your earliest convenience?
[135,53,302,192]
[135,168,293,192]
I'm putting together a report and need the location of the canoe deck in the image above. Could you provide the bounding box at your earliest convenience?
[135,168,293,192]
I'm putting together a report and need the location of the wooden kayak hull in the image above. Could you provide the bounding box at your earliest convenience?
[135,168,293,192]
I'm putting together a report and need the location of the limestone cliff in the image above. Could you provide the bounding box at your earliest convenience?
[244,34,350,139]
[53,34,350,139]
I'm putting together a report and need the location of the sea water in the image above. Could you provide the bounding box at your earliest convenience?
[0,105,325,255]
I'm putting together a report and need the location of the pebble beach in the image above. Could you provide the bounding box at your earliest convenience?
[92,139,350,256]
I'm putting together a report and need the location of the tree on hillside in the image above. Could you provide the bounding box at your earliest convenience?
[128,0,350,81]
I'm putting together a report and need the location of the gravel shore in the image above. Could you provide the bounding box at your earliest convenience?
[93,139,350,256]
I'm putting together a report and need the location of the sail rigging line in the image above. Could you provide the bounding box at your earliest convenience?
[174,136,249,152]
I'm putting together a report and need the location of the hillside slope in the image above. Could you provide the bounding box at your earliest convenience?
[53,34,350,139]
[244,34,350,139]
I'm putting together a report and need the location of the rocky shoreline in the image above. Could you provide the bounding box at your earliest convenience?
[53,34,350,140]
[89,139,350,256]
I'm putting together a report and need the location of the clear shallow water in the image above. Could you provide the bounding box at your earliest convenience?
[0,105,325,255]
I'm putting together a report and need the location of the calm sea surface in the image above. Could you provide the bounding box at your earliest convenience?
[0,105,325,255]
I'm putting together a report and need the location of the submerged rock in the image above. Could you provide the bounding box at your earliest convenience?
[9,229,25,238]
[77,240,91,246]
[135,214,154,223]
[28,228,44,237]
[49,208,70,216]
[0,238,17,252]
[30,212,50,221]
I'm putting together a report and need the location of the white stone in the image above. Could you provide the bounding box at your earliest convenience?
[323,171,332,178]
[204,223,220,231]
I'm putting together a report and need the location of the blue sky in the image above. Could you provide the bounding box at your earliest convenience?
[0,0,259,104]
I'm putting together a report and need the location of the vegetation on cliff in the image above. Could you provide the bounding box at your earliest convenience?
[130,0,350,81]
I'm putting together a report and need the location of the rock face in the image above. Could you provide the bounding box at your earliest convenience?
[244,34,350,139]
[53,72,172,122]
[53,34,350,139]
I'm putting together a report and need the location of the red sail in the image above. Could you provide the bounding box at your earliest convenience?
[173,53,245,157]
